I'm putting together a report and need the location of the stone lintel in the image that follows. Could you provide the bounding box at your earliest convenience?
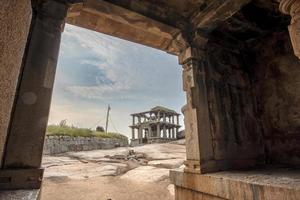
[82,0,179,39]
[170,168,300,200]
[66,0,182,55]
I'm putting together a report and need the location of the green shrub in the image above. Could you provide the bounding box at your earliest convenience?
[46,125,128,142]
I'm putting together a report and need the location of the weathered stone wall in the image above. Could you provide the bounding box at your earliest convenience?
[252,32,300,165]
[204,41,265,170]
[0,0,32,165]
[43,136,128,155]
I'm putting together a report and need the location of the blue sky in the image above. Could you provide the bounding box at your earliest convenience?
[48,24,185,138]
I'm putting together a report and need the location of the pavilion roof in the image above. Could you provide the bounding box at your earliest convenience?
[150,106,178,114]
[131,106,179,116]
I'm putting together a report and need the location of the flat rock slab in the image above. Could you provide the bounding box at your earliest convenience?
[121,166,170,183]
[41,142,185,200]
[42,156,80,168]
[148,159,184,169]
[133,143,186,161]
[44,162,128,180]
[62,148,131,162]
[42,176,173,200]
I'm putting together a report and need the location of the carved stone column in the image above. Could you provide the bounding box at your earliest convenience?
[179,45,214,174]
[0,0,70,190]
[280,0,300,59]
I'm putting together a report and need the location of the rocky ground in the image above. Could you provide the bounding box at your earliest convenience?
[41,140,186,200]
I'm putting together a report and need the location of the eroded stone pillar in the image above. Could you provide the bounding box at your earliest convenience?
[0,0,32,166]
[280,0,300,59]
[180,46,214,174]
[3,0,69,170]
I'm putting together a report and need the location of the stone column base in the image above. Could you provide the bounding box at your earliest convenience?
[170,167,300,200]
[0,189,41,200]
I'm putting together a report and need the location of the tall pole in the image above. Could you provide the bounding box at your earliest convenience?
[105,104,111,133]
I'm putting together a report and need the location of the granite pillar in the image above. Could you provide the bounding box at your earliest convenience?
[179,46,214,174]
[0,0,32,166]
[3,0,69,169]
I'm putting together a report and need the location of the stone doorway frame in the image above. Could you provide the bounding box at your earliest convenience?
[0,0,196,190]
[1,0,298,193]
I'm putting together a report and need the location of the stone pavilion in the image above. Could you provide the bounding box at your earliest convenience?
[130,106,180,146]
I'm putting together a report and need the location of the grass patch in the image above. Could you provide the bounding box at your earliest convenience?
[46,125,128,141]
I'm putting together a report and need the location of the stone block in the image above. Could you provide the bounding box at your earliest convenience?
[170,167,300,200]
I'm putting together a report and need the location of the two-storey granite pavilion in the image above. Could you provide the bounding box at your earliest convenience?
[130,106,180,145]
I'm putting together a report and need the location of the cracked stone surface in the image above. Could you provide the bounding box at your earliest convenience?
[41,141,186,200]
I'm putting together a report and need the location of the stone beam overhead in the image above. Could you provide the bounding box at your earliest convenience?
[66,0,255,54]
[191,0,251,31]
[83,0,179,39]
[66,0,183,54]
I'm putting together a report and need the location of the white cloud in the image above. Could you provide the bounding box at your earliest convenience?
[49,24,186,136]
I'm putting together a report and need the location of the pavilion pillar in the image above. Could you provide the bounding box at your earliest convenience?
[157,123,160,138]
[163,113,166,138]
[157,112,160,138]
[132,128,135,140]
[132,116,135,139]
[148,126,152,138]
[173,128,176,138]
[0,0,70,189]
[179,45,214,174]
[163,125,167,138]
[280,0,300,59]
[138,128,142,143]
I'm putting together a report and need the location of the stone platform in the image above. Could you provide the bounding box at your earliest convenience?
[170,167,300,200]
[130,138,176,146]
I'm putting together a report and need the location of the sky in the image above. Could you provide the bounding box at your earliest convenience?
[48,24,186,139]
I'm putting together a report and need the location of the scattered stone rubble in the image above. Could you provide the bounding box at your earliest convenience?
[105,150,148,166]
